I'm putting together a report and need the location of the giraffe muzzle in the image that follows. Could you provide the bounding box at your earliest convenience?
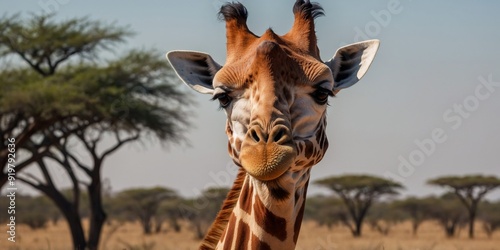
[239,125,297,181]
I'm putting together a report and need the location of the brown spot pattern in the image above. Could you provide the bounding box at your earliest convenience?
[303,140,314,159]
[294,160,305,166]
[239,181,253,214]
[296,141,304,154]
[293,201,305,244]
[251,234,272,250]
[223,215,237,249]
[304,160,315,168]
[253,195,287,241]
[269,186,290,201]
[235,220,250,250]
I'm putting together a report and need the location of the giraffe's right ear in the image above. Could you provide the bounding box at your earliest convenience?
[166,51,222,95]
[325,40,380,94]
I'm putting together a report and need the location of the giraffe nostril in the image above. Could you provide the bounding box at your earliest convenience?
[248,126,289,144]
[273,129,284,142]
[251,129,261,142]
[271,126,290,144]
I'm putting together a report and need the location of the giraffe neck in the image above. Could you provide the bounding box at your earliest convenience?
[216,168,310,249]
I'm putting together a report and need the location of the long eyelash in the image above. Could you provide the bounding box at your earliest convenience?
[211,98,226,111]
[210,93,224,101]
[209,94,223,110]
[327,92,338,106]
[323,89,334,97]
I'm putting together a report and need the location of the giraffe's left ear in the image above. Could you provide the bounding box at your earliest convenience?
[325,39,380,93]
[166,51,222,95]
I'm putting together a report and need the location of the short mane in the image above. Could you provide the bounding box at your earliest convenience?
[199,168,246,250]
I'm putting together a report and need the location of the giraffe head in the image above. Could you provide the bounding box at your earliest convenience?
[167,1,379,182]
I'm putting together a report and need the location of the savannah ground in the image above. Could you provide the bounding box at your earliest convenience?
[2,220,499,250]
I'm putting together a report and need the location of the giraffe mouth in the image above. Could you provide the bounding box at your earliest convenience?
[239,143,296,181]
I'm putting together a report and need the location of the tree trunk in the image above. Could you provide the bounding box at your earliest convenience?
[65,211,87,250]
[446,227,455,238]
[443,220,459,238]
[87,178,107,250]
[143,217,152,235]
[169,217,181,232]
[445,225,455,238]
[195,222,205,240]
[46,190,87,249]
[353,219,363,237]
[468,210,476,238]
[154,218,163,233]
[412,221,419,236]
[155,222,162,234]
[483,223,493,239]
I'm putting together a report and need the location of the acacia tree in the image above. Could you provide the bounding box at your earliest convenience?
[428,175,500,238]
[425,193,467,238]
[366,201,405,236]
[113,187,177,235]
[304,195,348,229]
[0,14,128,186]
[0,14,190,250]
[179,187,230,239]
[315,174,403,237]
[392,196,432,236]
[480,200,500,238]
[155,197,185,233]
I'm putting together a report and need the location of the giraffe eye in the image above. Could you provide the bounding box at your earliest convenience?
[213,93,233,108]
[310,88,333,105]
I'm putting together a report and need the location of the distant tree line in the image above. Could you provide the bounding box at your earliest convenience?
[1,174,499,240]
[0,186,230,240]
[309,174,500,238]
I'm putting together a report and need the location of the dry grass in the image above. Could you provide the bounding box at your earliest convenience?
[1,220,499,250]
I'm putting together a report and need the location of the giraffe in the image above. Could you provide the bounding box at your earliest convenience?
[167,1,380,249]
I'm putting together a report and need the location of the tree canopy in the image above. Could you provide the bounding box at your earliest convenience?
[0,14,189,183]
[428,175,500,191]
[0,14,128,75]
[315,175,403,195]
[428,175,500,238]
[315,174,403,237]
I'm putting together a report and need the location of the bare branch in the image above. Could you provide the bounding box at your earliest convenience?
[51,137,92,176]
[65,150,92,176]
[37,159,55,188]
[17,176,41,189]
[23,172,44,185]
[76,130,97,158]
[100,132,140,160]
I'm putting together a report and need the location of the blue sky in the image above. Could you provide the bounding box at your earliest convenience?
[2,0,500,199]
